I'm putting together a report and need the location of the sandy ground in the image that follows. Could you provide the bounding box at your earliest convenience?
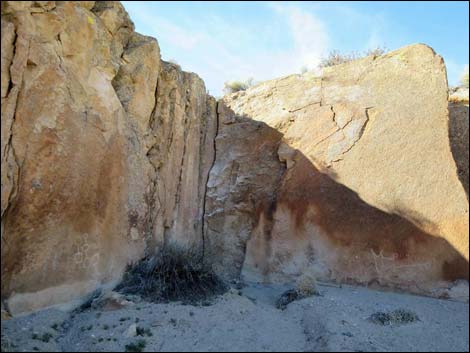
[1,282,468,352]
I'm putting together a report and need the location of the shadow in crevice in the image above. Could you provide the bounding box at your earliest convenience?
[210,103,469,290]
[448,101,469,200]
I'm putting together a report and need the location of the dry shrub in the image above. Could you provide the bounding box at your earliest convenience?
[320,50,359,68]
[320,46,387,68]
[115,243,227,305]
[295,271,319,297]
[223,78,254,95]
[369,309,420,326]
[276,272,321,310]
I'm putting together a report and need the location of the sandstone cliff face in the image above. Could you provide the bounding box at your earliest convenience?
[449,88,469,200]
[205,45,469,295]
[148,62,217,252]
[1,1,468,315]
[1,1,216,315]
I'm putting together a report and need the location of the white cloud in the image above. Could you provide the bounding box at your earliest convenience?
[445,59,469,87]
[122,2,467,95]
[123,2,330,96]
[271,3,330,70]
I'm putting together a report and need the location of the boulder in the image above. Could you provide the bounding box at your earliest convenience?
[205,44,469,295]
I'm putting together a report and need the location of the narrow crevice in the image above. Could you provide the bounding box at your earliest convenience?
[3,21,17,100]
[330,107,371,163]
[200,99,220,263]
[288,101,321,113]
[330,105,337,127]
[143,69,163,255]
[148,76,160,133]
[331,105,356,134]
[54,33,75,102]
[1,21,30,224]
[5,78,14,100]
[143,174,158,256]
[2,23,18,161]
[2,129,21,215]
[3,91,24,224]
[172,103,191,226]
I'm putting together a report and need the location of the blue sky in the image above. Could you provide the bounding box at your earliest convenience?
[122,1,469,96]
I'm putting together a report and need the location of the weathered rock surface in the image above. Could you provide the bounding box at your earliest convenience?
[449,87,469,199]
[1,1,468,315]
[148,61,217,252]
[1,1,216,315]
[205,44,469,295]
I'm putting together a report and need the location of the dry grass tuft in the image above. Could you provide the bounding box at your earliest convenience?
[319,47,387,68]
[369,309,420,326]
[115,243,227,305]
[295,271,319,297]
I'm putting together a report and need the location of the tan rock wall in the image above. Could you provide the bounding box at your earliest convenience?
[1,1,216,315]
[448,89,469,200]
[147,61,217,251]
[1,1,467,314]
[206,44,469,296]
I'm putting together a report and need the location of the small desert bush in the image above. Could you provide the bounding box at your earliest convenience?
[364,46,387,57]
[276,289,300,310]
[115,243,227,304]
[320,46,387,68]
[32,332,53,342]
[295,271,319,297]
[320,50,358,68]
[223,77,255,95]
[136,326,153,337]
[276,272,320,310]
[125,339,147,352]
[369,309,419,326]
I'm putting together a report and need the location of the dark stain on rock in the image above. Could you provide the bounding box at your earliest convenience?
[246,116,468,284]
